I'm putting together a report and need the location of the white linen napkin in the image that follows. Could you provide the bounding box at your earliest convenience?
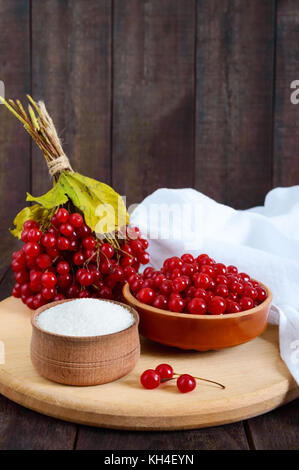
[131,186,299,384]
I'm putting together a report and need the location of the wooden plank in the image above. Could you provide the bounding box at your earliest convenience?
[112,0,195,207]
[246,399,299,450]
[31,0,112,196]
[195,0,275,209]
[76,422,249,450]
[0,394,77,450]
[273,0,299,186]
[0,0,31,274]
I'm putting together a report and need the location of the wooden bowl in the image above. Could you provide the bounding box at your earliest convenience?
[31,299,140,386]
[123,283,272,351]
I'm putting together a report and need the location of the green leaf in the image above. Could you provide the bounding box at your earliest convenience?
[26,182,68,208]
[10,204,52,239]
[59,172,129,234]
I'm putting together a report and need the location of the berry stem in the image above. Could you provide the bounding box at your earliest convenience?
[173,373,225,389]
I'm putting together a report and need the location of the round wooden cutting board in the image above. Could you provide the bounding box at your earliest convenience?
[0,296,298,430]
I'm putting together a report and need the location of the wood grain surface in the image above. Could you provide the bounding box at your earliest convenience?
[0,270,298,449]
[0,296,298,431]
[0,0,299,450]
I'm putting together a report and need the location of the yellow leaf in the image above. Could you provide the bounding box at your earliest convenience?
[26,182,68,208]
[59,172,129,234]
[10,205,52,239]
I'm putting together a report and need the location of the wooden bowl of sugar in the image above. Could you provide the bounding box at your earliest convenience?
[31,298,140,386]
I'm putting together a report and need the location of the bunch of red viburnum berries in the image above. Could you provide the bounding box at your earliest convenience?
[11,207,150,310]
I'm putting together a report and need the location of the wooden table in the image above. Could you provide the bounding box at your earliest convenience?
[0,269,298,450]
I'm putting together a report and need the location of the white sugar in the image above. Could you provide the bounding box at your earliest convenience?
[36,298,135,337]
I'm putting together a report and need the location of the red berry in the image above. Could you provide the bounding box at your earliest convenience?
[14,270,29,284]
[140,369,160,389]
[98,286,112,299]
[214,284,229,298]
[27,228,42,242]
[159,279,172,296]
[200,265,215,278]
[193,287,208,300]
[21,230,29,242]
[208,296,226,315]
[239,296,254,311]
[100,243,114,259]
[41,287,56,300]
[227,265,238,274]
[155,363,173,380]
[66,284,80,298]
[33,293,47,309]
[214,263,227,276]
[181,254,194,264]
[73,251,85,265]
[56,208,69,223]
[193,273,210,289]
[240,272,251,282]
[121,255,134,268]
[77,223,91,238]
[12,283,21,298]
[152,294,168,309]
[23,242,40,259]
[36,254,52,270]
[83,236,96,250]
[24,220,39,230]
[47,246,59,258]
[57,273,72,289]
[111,266,124,282]
[60,223,74,238]
[139,252,150,265]
[172,277,187,293]
[41,272,57,288]
[177,374,196,393]
[256,286,267,303]
[26,296,35,309]
[137,287,155,305]
[57,261,70,275]
[123,266,136,280]
[226,300,241,314]
[140,238,149,249]
[69,213,84,228]
[243,285,258,300]
[20,282,33,298]
[215,274,228,285]
[187,297,207,315]
[54,293,66,301]
[41,233,56,248]
[76,269,93,287]
[168,296,184,313]
[57,237,70,251]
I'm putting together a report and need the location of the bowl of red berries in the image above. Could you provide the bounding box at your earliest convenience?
[123,253,272,351]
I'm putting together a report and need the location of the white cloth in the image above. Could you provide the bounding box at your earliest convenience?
[131,186,299,384]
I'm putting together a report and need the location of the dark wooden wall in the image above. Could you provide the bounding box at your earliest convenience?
[0,0,299,267]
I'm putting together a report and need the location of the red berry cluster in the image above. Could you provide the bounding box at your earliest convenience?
[130,253,267,315]
[11,208,150,310]
[140,364,196,393]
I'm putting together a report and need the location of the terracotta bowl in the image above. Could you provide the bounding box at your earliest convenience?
[31,298,140,386]
[123,282,273,351]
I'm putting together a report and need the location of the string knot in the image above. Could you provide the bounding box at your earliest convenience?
[47,155,73,177]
